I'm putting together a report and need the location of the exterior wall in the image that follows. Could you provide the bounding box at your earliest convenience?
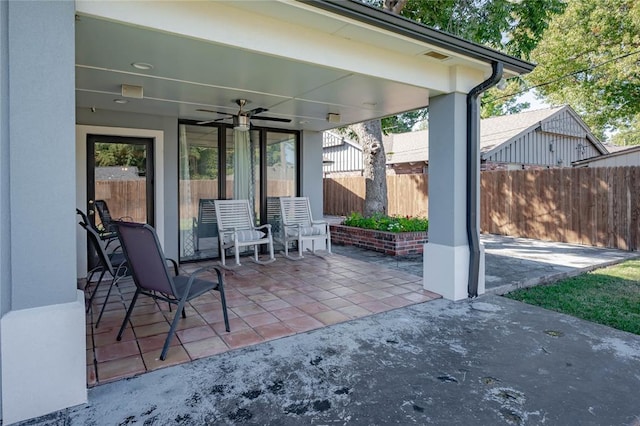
[76,109,176,259]
[573,149,640,167]
[322,132,363,175]
[302,130,324,220]
[388,163,428,175]
[485,129,601,167]
[1,2,86,423]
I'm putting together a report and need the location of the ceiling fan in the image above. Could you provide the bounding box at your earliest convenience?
[196,99,291,129]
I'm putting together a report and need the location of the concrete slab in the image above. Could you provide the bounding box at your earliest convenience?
[19,295,640,425]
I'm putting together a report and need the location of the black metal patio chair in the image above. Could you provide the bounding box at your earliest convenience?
[114,221,230,361]
[78,221,129,327]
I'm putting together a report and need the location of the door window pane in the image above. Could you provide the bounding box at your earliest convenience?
[266,131,297,240]
[179,124,219,261]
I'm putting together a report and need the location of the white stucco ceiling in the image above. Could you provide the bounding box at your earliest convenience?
[74,1,513,132]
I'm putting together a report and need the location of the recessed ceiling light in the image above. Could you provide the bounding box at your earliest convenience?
[131,62,153,70]
[113,98,128,104]
[299,120,310,124]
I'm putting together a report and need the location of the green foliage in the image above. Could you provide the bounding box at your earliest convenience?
[95,143,147,174]
[527,0,640,140]
[506,260,640,335]
[343,212,428,233]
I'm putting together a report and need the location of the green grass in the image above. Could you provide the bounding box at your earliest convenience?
[505,259,640,335]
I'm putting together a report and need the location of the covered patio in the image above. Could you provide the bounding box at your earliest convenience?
[1,1,535,423]
[85,251,439,386]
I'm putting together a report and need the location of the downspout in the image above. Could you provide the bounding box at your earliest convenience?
[467,61,503,298]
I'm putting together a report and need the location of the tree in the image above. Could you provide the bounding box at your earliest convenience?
[526,0,640,143]
[352,0,566,216]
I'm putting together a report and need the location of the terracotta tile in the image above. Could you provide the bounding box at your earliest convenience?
[312,310,350,326]
[306,289,338,301]
[343,293,376,304]
[280,293,316,306]
[248,292,279,303]
[94,339,140,363]
[96,355,146,384]
[87,365,97,387]
[337,305,372,319]
[129,312,166,327]
[134,322,170,339]
[242,312,279,328]
[137,334,180,353]
[253,322,295,340]
[329,286,358,297]
[322,297,352,309]
[170,315,208,331]
[286,314,325,332]
[231,303,267,317]
[93,327,135,347]
[225,295,254,308]
[362,289,395,299]
[183,336,229,360]
[221,328,265,349]
[211,317,247,334]
[198,308,236,324]
[384,285,412,296]
[380,295,413,308]
[399,292,434,303]
[176,325,217,344]
[142,345,191,371]
[271,306,307,321]
[298,301,332,315]
[256,299,291,311]
[358,300,394,314]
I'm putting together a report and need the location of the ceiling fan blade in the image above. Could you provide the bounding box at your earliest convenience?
[250,115,292,123]
[196,117,227,125]
[196,108,234,116]
[248,107,268,115]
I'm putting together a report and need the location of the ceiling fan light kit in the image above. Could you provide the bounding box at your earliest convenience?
[234,114,250,131]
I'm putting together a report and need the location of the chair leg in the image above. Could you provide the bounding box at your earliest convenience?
[161,299,186,360]
[117,288,141,341]
[235,246,241,266]
[86,270,106,312]
[212,270,231,333]
[95,275,120,328]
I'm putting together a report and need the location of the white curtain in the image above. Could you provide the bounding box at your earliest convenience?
[233,128,251,203]
[179,124,195,256]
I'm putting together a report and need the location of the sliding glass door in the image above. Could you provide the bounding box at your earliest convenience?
[178,122,298,262]
[179,125,220,261]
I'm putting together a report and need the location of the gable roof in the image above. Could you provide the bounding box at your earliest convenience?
[377,105,607,165]
[480,105,608,159]
[384,129,429,164]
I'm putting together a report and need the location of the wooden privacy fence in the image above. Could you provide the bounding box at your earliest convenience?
[323,174,429,217]
[323,167,640,250]
[97,179,296,225]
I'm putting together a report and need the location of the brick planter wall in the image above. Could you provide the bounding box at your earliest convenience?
[330,224,428,256]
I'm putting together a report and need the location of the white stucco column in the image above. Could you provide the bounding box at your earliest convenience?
[423,93,485,301]
[0,2,86,424]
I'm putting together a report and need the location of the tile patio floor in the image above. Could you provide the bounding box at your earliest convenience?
[84,251,440,387]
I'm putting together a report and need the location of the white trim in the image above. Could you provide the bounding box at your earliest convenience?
[423,242,485,301]
[1,291,87,424]
[76,125,164,277]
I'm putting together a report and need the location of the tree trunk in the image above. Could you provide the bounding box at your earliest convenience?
[351,120,388,216]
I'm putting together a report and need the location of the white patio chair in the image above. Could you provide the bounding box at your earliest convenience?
[279,196,332,260]
[213,199,275,267]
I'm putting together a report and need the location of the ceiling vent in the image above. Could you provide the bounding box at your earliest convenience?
[424,51,449,60]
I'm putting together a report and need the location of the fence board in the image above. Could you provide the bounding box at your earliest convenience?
[324,166,640,250]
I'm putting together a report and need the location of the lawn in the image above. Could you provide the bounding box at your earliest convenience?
[505,259,640,335]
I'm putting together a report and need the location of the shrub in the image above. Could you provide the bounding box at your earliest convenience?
[343,212,428,233]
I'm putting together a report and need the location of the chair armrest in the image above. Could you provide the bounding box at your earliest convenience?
[254,223,272,231]
[165,258,179,276]
[311,220,328,226]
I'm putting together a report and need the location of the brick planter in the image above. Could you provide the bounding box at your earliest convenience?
[330,224,428,256]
